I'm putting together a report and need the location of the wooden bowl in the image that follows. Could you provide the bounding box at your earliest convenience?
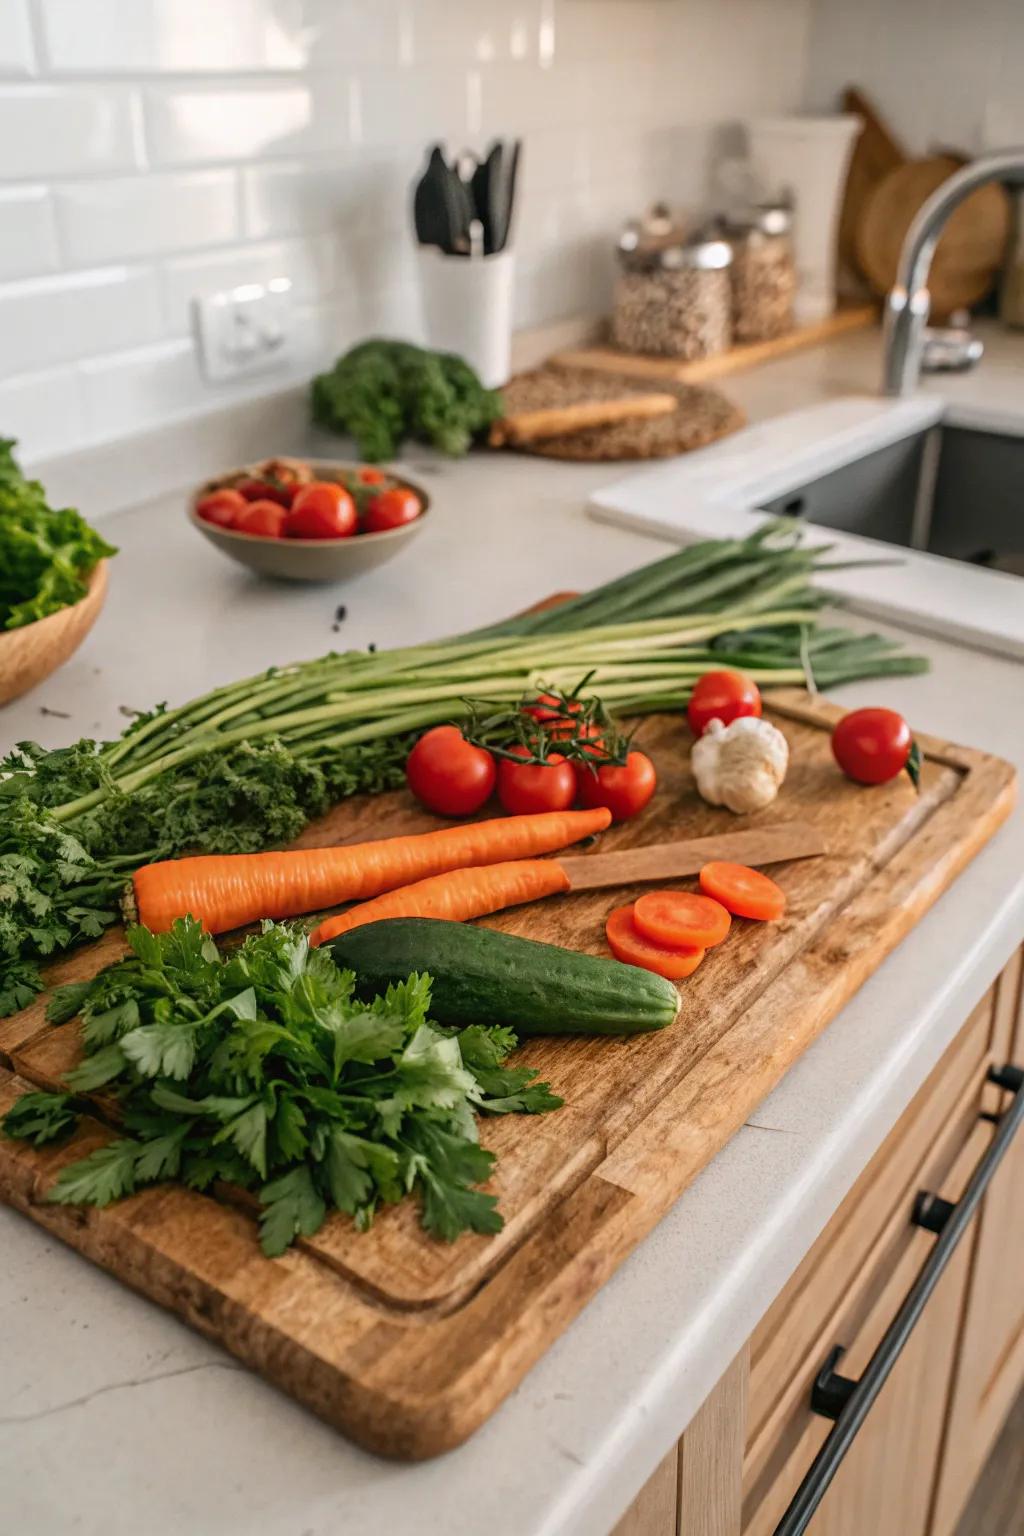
[187,461,431,583]
[0,560,109,707]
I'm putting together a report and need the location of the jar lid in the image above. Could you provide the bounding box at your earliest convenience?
[619,236,733,272]
[722,202,792,238]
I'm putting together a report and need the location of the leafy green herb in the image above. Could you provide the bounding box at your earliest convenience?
[311,339,503,461]
[1,919,562,1256]
[0,438,116,630]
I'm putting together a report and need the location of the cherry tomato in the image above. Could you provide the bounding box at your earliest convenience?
[196,488,246,528]
[232,499,288,537]
[576,750,657,822]
[236,476,294,508]
[496,745,576,816]
[357,466,387,485]
[288,482,357,540]
[406,726,496,817]
[687,670,762,737]
[523,692,583,726]
[364,487,422,533]
[832,708,916,786]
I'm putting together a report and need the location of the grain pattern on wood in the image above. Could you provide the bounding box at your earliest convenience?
[0,559,108,706]
[562,820,825,891]
[0,690,1015,1459]
[550,306,877,386]
[677,1347,748,1536]
[611,1446,679,1536]
[929,947,1024,1536]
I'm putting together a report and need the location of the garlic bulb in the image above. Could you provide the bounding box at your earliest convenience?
[691,716,789,814]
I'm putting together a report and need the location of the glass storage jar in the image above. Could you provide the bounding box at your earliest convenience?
[611,236,734,360]
[725,203,796,343]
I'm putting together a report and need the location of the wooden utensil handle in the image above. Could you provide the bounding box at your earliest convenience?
[491,393,678,446]
[559,822,827,891]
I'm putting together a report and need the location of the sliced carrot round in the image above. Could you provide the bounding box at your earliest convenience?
[606,905,705,981]
[632,890,731,950]
[699,861,785,921]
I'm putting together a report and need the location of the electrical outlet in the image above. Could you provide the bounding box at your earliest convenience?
[193,277,294,383]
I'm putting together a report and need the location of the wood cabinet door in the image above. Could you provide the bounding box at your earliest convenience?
[744,1126,983,1536]
[929,948,1024,1536]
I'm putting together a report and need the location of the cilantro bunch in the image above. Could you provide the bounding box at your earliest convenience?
[0,438,115,630]
[1,918,561,1255]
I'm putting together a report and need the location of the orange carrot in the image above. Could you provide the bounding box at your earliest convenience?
[132,807,611,935]
[310,859,571,946]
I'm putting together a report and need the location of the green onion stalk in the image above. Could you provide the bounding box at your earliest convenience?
[0,523,926,1013]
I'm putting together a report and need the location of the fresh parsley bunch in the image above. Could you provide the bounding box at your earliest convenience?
[1,918,561,1255]
[0,438,115,630]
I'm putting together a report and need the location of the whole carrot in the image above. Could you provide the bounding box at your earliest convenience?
[309,860,571,946]
[131,807,611,934]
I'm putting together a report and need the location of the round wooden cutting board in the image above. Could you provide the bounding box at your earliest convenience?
[856,155,1011,316]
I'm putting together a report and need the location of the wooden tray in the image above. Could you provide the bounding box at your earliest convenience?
[0,692,1014,1459]
[550,303,877,386]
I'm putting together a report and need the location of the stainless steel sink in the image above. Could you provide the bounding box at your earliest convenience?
[757,425,1024,577]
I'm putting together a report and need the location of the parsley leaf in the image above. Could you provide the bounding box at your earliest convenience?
[2,916,562,1255]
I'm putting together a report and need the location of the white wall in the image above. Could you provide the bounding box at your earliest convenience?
[0,0,813,460]
[805,0,1024,157]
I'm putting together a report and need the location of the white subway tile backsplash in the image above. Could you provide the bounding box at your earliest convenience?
[0,86,141,178]
[160,235,336,334]
[144,82,352,166]
[0,366,84,458]
[0,265,162,376]
[40,0,404,74]
[0,0,35,75]
[0,0,819,454]
[55,171,239,267]
[0,187,59,279]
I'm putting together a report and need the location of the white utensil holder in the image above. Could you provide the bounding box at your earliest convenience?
[417,248,515,387]
[746,115,862,325]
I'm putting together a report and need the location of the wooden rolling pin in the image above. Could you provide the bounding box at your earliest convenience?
[490,392,678,447]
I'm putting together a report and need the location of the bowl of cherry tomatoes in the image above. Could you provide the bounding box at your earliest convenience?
[188,457,429,582]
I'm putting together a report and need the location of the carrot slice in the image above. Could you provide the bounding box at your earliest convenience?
[605,905,704,981]
[699,861,786,921]
[131,806,611,934]
[309,858,571,946]
[632,890,731,950]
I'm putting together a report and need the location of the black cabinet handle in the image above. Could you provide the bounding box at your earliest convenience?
[772,1062,1024,1536]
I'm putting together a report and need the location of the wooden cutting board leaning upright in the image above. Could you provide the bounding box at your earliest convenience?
[0,691,1015,1459]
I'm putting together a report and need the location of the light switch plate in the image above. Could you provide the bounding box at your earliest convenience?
[193,277,294,382]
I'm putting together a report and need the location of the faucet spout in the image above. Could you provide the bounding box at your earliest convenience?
[881,148,1024,396]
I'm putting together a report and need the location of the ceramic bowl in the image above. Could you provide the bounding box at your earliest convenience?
[187,460,430,583]
[0,560,109,707]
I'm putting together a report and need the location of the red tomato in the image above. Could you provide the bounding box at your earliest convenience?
[236,477,294,508]
[832,708,915,786]
[406,726,496,817]
[523,692,583,726]
[576,750,657,822]
[196,488,246,528]
[687,671,762,737]
[357,466,387,485]
[496,745,576,816]
[288,482,357,540]
[232,499,288,537]
[364,487,422,533]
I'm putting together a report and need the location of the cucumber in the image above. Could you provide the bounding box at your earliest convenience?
[326,918,680,1036]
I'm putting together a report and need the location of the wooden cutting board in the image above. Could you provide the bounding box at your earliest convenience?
[0,693,1014,1460]
[837,87,905,293]
[856,155,1011,316]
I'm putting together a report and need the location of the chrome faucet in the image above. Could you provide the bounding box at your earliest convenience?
[882,149,1024,396]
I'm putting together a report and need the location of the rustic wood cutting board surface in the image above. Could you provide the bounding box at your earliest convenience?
[0,692,1015,1459]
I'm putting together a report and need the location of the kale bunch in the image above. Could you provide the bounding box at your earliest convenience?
[312,339,503,461]
[0,439,116,630]
[2,918,561,1254]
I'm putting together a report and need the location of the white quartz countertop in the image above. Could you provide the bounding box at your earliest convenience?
[3,348,1024,1536]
